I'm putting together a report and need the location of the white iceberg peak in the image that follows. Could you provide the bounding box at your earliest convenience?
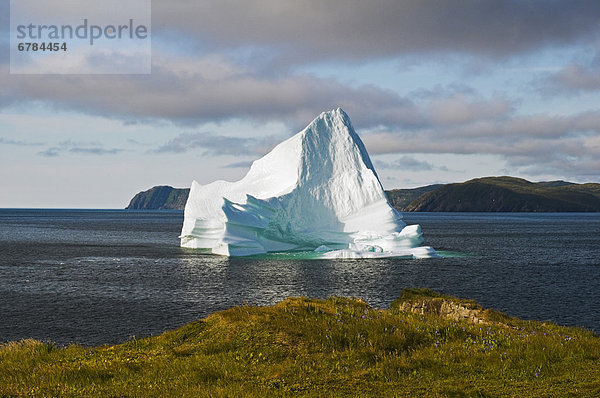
[180,108,436,258]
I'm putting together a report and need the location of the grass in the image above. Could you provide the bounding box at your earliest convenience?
[1,289,599,397]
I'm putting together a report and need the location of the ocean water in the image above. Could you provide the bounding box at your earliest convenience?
[0,209,599,346]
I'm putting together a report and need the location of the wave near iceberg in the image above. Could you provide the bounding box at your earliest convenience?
[180,108,437,259]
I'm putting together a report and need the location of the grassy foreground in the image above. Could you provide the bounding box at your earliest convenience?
[1,289,599,397]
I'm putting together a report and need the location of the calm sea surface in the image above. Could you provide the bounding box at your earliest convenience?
[0,209,599,346]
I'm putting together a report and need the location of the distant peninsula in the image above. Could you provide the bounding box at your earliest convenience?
[389,177,600,212]
[126,186,190,210]
[127,177,600,212]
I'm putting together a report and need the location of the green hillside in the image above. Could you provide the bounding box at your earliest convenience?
[1,290,599,397]
[385,184,443,210]
[403,177,600,212]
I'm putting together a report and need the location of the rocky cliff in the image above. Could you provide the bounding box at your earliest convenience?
[126,186,189,210]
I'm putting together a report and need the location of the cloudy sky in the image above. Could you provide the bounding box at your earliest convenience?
[1,0,600,208]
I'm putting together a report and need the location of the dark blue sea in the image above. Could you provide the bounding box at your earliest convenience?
[1,209,599,346]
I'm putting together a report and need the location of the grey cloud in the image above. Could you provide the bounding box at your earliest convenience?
[363,109,600,180]
[69,147,123,155]
[0,41,8,64]
[0,1,10,65]
[3,1,599,130]
[447,111,600,139]
[375,157,437,172]
[223,161,253,169]
[58,139,103,147]
[365,130,596,158]
[127,138,153,146]
[368,135,599,179]
[36,141,123,157]
[37,147,61,157]
[153,0,600,61]
[0,137,44,146]
[406,87,514,127]
[0,0,135,22]
[509,153,600,180]
[5,1,597,63]
[155,132,280,157]
[426,95,513,126]
[539,49,600,93]
[545,64,600,92]
[0,59,422,130]
[0,1,7,31]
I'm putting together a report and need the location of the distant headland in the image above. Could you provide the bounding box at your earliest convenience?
[126,186,189,210]
[127,176,600,212]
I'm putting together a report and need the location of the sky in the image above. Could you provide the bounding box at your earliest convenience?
[1,0,600,208]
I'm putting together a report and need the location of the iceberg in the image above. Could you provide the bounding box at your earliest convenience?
[180,108,437,259]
